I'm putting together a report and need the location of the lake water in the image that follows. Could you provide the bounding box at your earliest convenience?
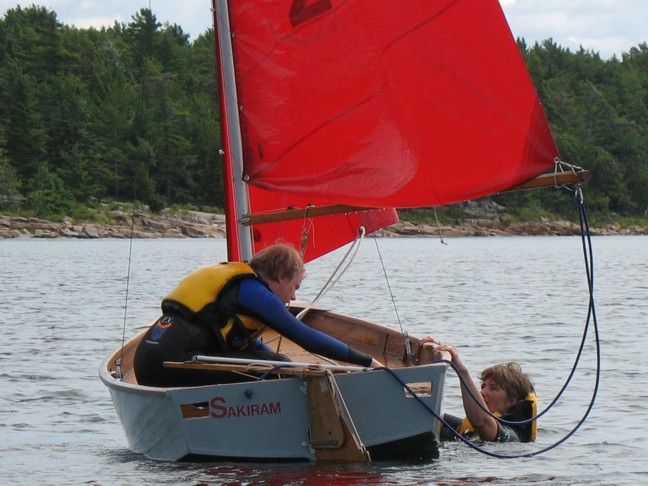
[1,235,647,485]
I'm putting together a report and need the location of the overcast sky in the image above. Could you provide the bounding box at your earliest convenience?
[1,0,646,59]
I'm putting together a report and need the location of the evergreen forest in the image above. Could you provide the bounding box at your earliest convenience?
[1,6,647,224]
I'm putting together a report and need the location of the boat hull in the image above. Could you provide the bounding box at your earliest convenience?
[99,307,448,462]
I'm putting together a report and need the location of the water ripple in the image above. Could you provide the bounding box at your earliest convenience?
[2,236,647,484]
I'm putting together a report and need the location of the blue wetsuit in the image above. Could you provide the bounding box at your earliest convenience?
[134,274,372,386]
[237,279,367,363]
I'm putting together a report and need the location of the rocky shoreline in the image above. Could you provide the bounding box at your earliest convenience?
[1,209,646,239]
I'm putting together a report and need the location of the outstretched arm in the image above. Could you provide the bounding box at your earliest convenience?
[238,279,383,368]
[421,337,499,441]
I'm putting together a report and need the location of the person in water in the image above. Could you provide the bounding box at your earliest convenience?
[421,337,536,442]
[134,243,383,387]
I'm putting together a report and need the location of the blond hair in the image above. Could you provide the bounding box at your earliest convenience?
[249,243,305,282]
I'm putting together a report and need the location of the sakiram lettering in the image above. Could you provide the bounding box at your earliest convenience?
[209,396,281,419]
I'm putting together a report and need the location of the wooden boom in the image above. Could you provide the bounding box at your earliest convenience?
[242,170,591,225]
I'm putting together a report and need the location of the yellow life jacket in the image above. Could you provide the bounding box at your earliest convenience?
[457,392,538,442]
[162,262,267,349]
[456,412,501,438]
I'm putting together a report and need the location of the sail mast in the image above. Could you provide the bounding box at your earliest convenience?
[213,0,254,261]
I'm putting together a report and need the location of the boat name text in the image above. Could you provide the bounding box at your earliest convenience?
[209,397,281,419]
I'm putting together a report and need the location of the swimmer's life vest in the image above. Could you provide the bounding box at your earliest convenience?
[456,392,538,442]
[161,262,267,350]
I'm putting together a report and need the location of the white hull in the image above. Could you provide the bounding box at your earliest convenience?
[100,307,448,462]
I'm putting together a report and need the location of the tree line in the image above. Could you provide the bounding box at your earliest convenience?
[0,6,647,221]
[0,6,221,216]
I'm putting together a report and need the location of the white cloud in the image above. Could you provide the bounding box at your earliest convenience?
[499,0,647,58]
[66,15,126,31]
[0,1,212,39]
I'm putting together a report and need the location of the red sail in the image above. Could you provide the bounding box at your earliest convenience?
[226,0,559,208]
[215,0,399,262]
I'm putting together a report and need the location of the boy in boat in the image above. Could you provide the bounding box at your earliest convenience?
[422,337,536,443]
[134,243,383,386]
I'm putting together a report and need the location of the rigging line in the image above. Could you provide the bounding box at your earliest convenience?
[117,205,138,379]
[299,217,314,257]
[433,207,447,245]
[371,235,404,335]
[388,185,601,459]
[450,194,597,428]
[467,186,599,453]
[298,205,313,257]
[555,157,585,173]
[296,227,366,321]
[554,158,585,192]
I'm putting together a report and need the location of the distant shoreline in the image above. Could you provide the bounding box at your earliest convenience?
[2,210,646,239]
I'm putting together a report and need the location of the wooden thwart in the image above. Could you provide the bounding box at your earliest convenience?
[163,360,340,378]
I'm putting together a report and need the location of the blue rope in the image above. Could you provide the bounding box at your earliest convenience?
[251,188,600,459]
[381,186,601,458]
